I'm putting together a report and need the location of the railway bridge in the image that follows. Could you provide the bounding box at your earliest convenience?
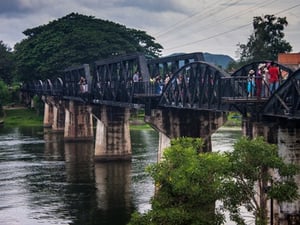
[21,52,300,158]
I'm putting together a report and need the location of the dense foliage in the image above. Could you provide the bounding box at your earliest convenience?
[128,137,228,225]
[128,137,299,225]
[0,80,10,104]
[14,13,163,81]
[0,41,15,84]
[230,14,292,69]
[240,14,292,61]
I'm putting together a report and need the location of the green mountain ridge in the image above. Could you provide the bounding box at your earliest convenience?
[203,52,235,69]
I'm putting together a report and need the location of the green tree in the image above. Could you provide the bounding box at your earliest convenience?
[128,137,228,225]
[0,80,9,102]
[222,137,299,225]
[14,13,163,82]
[0,41,15,84]
[128,136,299,225]
[237,14,292,63]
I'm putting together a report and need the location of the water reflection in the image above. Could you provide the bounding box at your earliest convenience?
[43,128,65,160]
[64,141,95,183]
[94,162,133,224]
[63,142,97,225]
[130,130,158,213]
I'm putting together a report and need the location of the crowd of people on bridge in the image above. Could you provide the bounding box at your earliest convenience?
[132,70,174,95]
[149,72,173,94]
[247,62,282,98]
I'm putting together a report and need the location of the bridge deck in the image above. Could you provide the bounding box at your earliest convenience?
[222,97,268,104]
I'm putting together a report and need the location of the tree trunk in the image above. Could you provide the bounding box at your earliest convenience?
[257,166,269,225]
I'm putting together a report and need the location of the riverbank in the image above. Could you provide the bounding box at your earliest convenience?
[2,106,43,127]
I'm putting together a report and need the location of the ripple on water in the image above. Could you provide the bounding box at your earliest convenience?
[212,127,242,152]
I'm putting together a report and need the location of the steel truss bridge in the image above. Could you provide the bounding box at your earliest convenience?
[21,52,300,121]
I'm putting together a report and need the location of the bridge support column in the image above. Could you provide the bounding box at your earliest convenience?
[43,102,53,128]
[52,103,65,131]
[242,117,253,138]
[277,123,300,225]
[242,118,278,143]
[145,108,227,160]
[157,132,171,162]
[94,106,131,161]
[64,100,93,141]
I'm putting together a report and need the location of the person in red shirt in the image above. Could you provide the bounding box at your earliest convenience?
[268,62,280,94]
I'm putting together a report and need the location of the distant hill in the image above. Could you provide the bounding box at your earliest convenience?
[203,52,235,69]
[165,52,235,70]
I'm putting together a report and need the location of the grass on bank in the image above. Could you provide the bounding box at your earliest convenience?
[3,108,43,127]
[1,107,152,129]
[130,123,152,130]
[225,112,242,127]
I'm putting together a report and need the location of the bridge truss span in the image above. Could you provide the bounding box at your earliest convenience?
[92,53,150,104]
[263,68,300,120]
[219,61,295,117]
[149,60,296,117]
[159,61,230,111]
[231,61,293,78]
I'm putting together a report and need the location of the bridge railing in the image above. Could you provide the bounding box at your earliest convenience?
[221,76,272,100]
[51,78,64,96]
[34,80,44,95]
[20,82,36,93]
[132,81,163,97]
[64,82,82,97]
[90,80,162,103]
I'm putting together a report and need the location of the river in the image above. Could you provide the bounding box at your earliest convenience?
[0,126,242,225]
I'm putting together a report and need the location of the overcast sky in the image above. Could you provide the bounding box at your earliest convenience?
[0,0,299,59]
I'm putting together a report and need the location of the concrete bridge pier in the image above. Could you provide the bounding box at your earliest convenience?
[64,100,94,141]
[242,118,278,143]
[94,105,131,161]
[277,123,300,225]
[52,102,65,131]
[43,97,66,131]
[145,108,227,160]
[43,101,54,128]
[157,132,171,162]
